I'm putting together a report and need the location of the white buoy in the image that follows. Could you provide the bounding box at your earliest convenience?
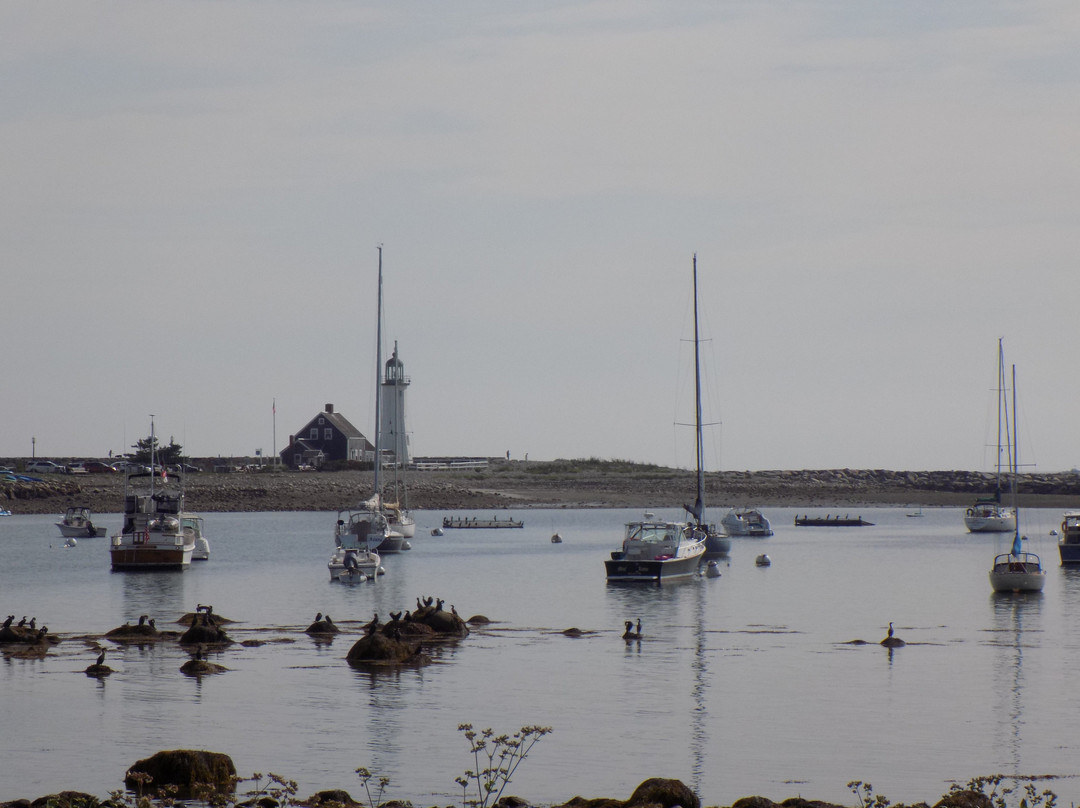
[65,537,78,548]
[705,560,722,578]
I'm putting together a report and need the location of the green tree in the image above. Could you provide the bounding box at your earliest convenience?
[131,435,185,466]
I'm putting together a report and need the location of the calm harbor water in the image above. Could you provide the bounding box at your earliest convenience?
[2,505,1079,805]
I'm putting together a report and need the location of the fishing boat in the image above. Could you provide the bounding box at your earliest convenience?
[110,421,195,570]
[1057,511,1080,565]
[328,247,391,582]
[966,339,1017,534]
[606,254,714,581]
[721,508,773,537]
[56,506,106,538]
[989,362,1045,593]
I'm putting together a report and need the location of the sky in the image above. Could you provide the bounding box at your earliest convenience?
[4,1,1080,473]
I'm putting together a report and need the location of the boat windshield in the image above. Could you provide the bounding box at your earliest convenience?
[625,522,681,543]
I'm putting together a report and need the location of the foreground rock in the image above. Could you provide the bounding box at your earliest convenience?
[124,749,236,798]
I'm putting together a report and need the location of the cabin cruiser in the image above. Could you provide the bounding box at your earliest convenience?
[721,508,774,537]
[110,470,195,570]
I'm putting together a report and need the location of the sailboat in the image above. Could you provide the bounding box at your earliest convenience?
[328,247,395,582]
[988,362,1045,593]
[604,254,717,581]
[966,339,1017,533]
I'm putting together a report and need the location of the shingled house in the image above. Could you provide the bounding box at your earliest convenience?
[279,404,374,469]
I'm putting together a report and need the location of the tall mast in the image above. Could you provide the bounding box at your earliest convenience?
[373,246,383,499]
[692,254,705,526]
[1010,363,1020,552]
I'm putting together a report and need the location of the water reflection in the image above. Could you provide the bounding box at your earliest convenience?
[119,570,191,621]
[990,592,1044,773]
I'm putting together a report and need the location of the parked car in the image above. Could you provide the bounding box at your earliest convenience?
[83,461,118,473]
[114,461,151,474]
[25,460,64,473]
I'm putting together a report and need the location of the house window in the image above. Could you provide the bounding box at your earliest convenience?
[293,454,302,466]
[310,427,318,439]
[318,418,325,425]
[324,428,333,440]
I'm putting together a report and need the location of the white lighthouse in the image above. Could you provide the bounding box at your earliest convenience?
[380,341,410,466]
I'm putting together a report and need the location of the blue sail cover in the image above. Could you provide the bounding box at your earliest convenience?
[1011,532,1023,557]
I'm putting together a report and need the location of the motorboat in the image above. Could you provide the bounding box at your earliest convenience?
[374,527,410,555]
[110,454,195,570]
[329,501,387,581]
[56,506,106,538]
[755,553,772,567]
[721,507,773,537]
[966,340,1017,534]
[988,359,1045,593]
[184,515,210,561]
[605,519,707,581]
[1057,511,1080,565]
[606,255,712,581]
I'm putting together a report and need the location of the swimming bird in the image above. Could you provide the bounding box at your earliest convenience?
[622,620,642,641]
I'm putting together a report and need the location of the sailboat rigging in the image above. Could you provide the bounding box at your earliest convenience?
[966,339,1017,533]
[604,254,716,581]
[327,246,394,582]
[988,361,1045,593]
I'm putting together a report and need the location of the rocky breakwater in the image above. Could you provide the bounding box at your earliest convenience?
[5,465,1080,515]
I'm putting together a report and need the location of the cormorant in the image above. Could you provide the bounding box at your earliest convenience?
[96,650,105,666]
[622,621,642,641]
[315,612,323,623]
[29,617,36,630]
[435,598,444,612]
[636,619,642,635]
[324,615,334,626]
[18,616,26,627]
[138,615,147,626]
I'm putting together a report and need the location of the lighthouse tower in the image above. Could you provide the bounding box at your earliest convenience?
[380,341,410,466]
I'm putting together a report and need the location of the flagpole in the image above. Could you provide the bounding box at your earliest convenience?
[272,398,277,467]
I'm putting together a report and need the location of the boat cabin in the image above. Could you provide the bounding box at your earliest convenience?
[618,521,692,561]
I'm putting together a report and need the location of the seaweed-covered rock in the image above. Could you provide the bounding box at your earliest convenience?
[179,618,233,646]
[28,791,99,808]
[125,749,236,797]
[627,778,699,808]
[345,631,428,667]
[301,790,361,807]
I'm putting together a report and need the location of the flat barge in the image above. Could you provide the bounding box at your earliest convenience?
[442,516,524,529]
[794,514,874,527]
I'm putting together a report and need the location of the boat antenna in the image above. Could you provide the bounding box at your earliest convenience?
[373,245,383,503]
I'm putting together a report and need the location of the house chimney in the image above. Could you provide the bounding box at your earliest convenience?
[325,403,334,413]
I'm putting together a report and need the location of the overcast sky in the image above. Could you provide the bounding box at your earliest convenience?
[4,2,1079,472]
